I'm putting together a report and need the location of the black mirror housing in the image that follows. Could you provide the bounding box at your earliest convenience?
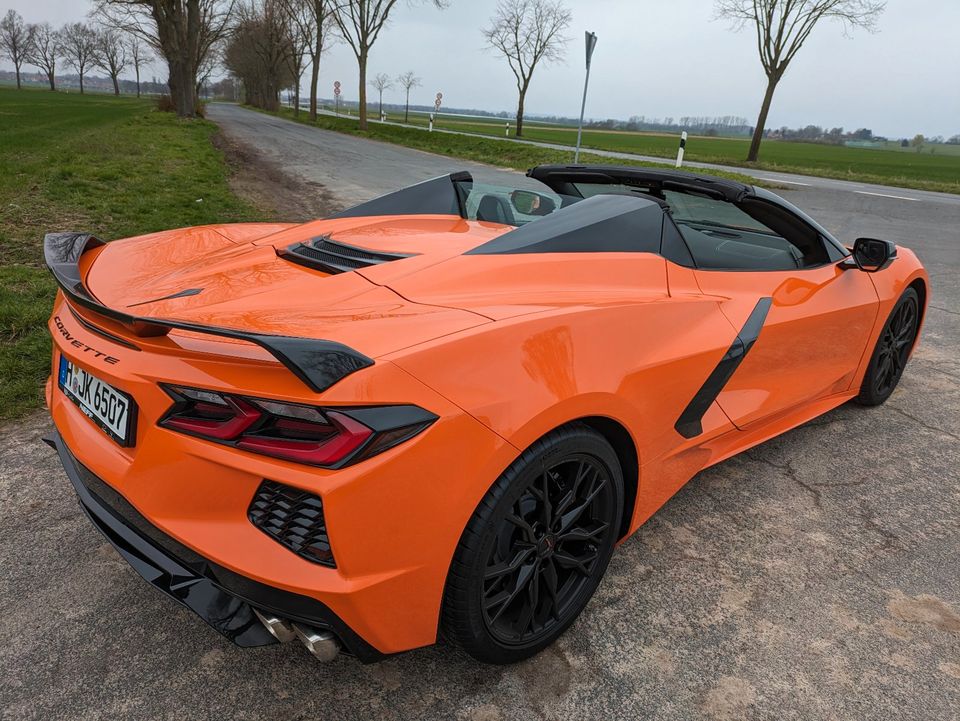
[851,237,897,272]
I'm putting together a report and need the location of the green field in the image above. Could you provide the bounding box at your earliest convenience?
[361,107,960,194]
[278,106,766,188]
[0,88,257,420]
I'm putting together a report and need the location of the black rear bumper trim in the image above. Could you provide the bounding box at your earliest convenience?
[46,430,387,662]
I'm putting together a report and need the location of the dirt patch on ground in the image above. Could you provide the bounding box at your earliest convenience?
[212,131,341,222]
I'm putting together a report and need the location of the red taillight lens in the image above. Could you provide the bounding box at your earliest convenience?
[161,393,261,439]
[159,385,435,468]
[237,411,372,465]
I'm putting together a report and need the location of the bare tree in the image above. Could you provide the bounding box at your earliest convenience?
[195,46,219,97]
[332,0,446,131]
[396,70,420,123]
[280,0,335,119]
[278,0,309,114]
[91,0,234,117]
[128,34,153,96]
[60,22,98,94]
[371,72,391,118]
[715,0,885,161]
[27,22,61,91]
[0,10,32,89]
[224,0,295,111]
[483,0,571,137]
[94,28,128,95]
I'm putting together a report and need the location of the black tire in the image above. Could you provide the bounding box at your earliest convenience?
[440,423,624,664]
[857,287,920,406]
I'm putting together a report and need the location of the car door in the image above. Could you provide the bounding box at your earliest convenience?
[668,190,879,430]
[696,264,878,429]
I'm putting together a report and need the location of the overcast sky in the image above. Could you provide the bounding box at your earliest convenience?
[4,0,958,138]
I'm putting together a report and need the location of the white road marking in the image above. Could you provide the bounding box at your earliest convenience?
[757,177,810,186]
[855,190,920,202]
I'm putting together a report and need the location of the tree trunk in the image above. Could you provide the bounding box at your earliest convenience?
[112,75,120,95]
[47,71,55,91]
[15,66,21,89]
[135,65,140,97]
[309,56,319,120]
[168,59,197,117]
[404,88,409,123]
[357,51,368,130]
[378,91,382,118]
[747,75,779,162]
[515,91,526,137]
[79,72,84,94]
[294,83,300,116]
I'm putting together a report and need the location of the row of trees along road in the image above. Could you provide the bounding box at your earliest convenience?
[1,0,889,161]
[0,10,153,95]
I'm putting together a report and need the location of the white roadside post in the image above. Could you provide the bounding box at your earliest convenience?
[505,122,510,137]
[574,31,598,164]
[431,92,442,132]
[675,131,688,168]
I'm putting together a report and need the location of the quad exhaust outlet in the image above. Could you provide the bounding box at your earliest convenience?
[292,624,341,662]
[253,608,341,662]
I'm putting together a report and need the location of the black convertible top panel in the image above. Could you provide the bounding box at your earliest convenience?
[330,172,471,219]
[528,164,752,202]
[466,194,665,255]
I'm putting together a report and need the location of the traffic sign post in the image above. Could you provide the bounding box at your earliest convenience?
[334,81,341,116]
[574,31,598,163]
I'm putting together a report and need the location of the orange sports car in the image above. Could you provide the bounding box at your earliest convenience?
[44,165,928,664]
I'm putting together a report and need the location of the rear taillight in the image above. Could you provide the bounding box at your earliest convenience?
[159,385,436,468]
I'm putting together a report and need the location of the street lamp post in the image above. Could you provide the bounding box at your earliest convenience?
[574,31,598,164]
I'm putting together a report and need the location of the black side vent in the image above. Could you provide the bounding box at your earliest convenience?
[248,480,336,567]
[279,236,414,274]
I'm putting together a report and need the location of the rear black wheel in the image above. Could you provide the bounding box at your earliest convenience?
[441,424,623,664]
[857,287,920,406]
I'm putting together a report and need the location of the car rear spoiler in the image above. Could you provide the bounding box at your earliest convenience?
[43,233,374,393]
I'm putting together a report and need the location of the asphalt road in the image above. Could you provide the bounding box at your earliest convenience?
[314,106,960,208]
[2,104,958,721]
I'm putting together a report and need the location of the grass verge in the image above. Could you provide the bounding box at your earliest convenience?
[261,106,771,189]
[0,88,259,421]
[387,108,960,194]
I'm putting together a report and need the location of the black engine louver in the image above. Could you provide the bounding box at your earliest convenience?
[279,236,414,274]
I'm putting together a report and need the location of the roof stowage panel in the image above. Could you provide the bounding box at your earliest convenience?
[466,194,665,256]
[330,173,467,219]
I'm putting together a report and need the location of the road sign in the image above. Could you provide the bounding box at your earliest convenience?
[584,31,598,70]
[333,80,341,97]
[434,92,442,111]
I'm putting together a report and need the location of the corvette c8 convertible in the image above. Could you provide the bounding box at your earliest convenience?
[44,165,928,664]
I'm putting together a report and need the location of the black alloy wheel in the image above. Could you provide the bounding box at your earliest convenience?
[857,287,920,406]
[441,424,623,664]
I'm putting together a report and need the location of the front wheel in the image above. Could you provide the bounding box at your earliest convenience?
[857,287,920,406]
[441,424,623,664]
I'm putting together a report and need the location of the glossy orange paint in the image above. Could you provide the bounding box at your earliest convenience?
[46,214,929,655]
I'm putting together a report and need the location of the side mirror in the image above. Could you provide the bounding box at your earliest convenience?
[849,237,897,272]
[510,190,556,217]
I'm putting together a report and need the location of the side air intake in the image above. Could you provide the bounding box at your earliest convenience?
[279,237,414,274]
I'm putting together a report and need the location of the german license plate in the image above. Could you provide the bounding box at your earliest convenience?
[58,355,136,446]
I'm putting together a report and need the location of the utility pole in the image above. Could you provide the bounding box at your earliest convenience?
[574,31,598,164]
